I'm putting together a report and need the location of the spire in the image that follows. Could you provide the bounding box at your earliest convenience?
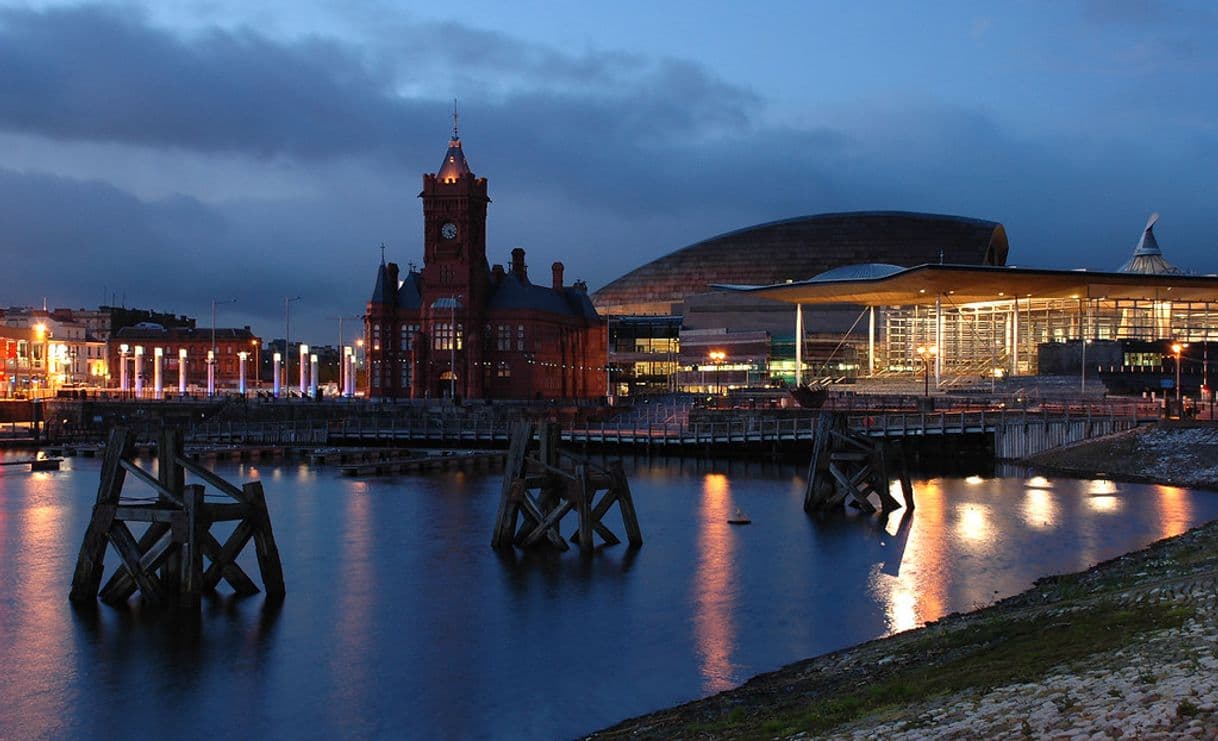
[1118,212,1182,275]
[380,242,387,266]
[436,103,472,183]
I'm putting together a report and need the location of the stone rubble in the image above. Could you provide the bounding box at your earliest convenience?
[834,576,1218,740]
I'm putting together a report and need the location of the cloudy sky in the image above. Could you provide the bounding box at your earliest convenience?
[2,1,1217,343]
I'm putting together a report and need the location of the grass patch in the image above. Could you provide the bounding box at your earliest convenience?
[708,602,1191,739]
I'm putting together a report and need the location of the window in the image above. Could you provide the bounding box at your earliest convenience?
[517,325,526,351]
[401,323,418,350]
[400,363,412,390]
[496,361,511,378]
[433,323,463,351]
[497,324,511,351]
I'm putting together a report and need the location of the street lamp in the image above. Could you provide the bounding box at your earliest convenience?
[916,345,938,397]
[284,296,301,399]
[250,339,260,389]
[211,298,237,394]
[708,350,726,395]
[33,323,47,397]
[330,314,362,395]
[1171,342,1185,406]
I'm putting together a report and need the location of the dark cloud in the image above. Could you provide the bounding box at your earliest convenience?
[1,4,1216,342]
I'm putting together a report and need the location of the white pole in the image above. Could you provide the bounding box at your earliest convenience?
[178,348,187,395]
[343,346,353,397]
[134,346,145,398]
[153,347,163,399]
[1011,296,1020,376]
[239,351,248,395]
[299,344,309,395]
[119,344,129,392]
[795,303,803,386]
[207,350,215,396]
[273,351,282,398]
[934,295,942,387]
[310,354,318,397]
[868,306,876,376]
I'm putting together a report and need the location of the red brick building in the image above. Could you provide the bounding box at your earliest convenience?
[364,126,606,400]
[109,325,261,390]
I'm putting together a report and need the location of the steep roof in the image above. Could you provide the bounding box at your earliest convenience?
[397,270,423,310]
[487,274,601,320]
[436,137,472,183]
[370,261,392,303]
[1118,213,1183,275]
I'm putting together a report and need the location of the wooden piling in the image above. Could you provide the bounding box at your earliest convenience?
[68,425,285,609]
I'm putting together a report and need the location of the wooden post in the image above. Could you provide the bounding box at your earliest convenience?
[246,481,285,601]
[69,427,133,603]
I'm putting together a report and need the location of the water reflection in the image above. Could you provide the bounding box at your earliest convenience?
[692,473,739,693]
[1152,484,1192,541]
[870,480,949,634]
[1022,488,1058,529]
[955,504,993,543]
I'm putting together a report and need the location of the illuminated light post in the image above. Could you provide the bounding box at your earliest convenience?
[309,353,318,398]
[134,346,145,398]
[343,346,354,397]
[916,344,938,398]
[1172,342,1186,408]
[153,347,164,399]
[355,339,364,397]
[708,349,726,395]
[119,344,129,393]
[206,350,216,396]
[249,338,259,390]
[178,348,187,395]
[284,296,301,399]
[273,351,282,398]
[34,323,47,397]
[238,351,248,395]
[210,298,237,392]
[299,344,309,396]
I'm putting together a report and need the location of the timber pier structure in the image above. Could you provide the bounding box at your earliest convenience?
[23,394,1162,461]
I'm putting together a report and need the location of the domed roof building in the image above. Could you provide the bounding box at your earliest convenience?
[592,211,1009,315]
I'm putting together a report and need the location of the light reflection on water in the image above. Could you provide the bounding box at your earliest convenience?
[1,453,1217,739]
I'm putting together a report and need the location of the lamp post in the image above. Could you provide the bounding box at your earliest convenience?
[331,314,362,394]
[284,296,301,399]
[119,343,129,394]
[250,339,260,389]
[916,345,938,398]
[1171,342,1185,408]
[33,323,47,398]
[708,350,726,395]
[211,298,237,395]
[355,339,364,397]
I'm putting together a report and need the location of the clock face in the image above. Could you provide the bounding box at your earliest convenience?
[441,222,458,240]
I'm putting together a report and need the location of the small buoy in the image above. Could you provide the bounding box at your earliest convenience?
[728,508,751,525]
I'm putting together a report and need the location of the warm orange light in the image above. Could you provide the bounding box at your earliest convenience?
[708,350,726,363]
[33,323,46,339]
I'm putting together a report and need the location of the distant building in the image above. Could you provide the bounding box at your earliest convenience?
[592,212,1006,394]
[109,325,260,391]
[364,124,606,400]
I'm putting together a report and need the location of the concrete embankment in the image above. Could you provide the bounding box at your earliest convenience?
[1026,422,1218,492]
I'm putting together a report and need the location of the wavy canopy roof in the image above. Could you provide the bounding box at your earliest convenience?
[592,211,1008,315]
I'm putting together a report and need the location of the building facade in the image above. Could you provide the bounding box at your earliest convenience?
[365,127,606,400]
[109,325,261,393]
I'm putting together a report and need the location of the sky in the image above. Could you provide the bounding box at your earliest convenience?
[2,0,1217,344]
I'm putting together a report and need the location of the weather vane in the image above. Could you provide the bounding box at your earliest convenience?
[452,98,459,140]
[379,242,387,264]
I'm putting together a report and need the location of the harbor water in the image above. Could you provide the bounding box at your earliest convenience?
[1,452,1216,739]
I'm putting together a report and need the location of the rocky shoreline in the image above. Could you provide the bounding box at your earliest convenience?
[589,423,1218,739]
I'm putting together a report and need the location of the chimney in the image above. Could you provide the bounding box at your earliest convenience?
[491,264,505,283]
[387,262,400,293]
[551,262,565,290]
[511,248,528,283]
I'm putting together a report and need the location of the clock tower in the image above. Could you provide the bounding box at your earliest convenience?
[419,113,491,309]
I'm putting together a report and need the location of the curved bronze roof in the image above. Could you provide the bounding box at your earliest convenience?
[592,211,1008,315]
